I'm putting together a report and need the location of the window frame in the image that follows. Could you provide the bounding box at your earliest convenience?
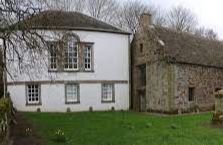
[65,83,80,104]
[64,36,79,71]
[26,84,41,106]
[84,44,93,71]
[48,41,58,71]
[101,83,115,103]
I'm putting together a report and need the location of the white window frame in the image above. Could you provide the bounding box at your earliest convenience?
[48,42,58,70]
[26,84,41,105]
[84,45,92,71]
[65,83,80,104]
[64,37,79,71]
[101,84,115,103]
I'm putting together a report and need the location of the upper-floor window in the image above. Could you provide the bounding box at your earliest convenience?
[48,42,58,70]
[48,33,94,72]
[64,36,78,70]
[84,45,92,71]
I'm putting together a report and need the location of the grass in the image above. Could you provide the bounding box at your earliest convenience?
[23,111,223,145]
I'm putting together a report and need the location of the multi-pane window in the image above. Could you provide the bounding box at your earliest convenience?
[64,37,78,70]
[48,34,94,72]
[84,46,92,70]
[102,84,114,102]
[65,84,79,103]
[26,84,40,105]
[49,42,58,70]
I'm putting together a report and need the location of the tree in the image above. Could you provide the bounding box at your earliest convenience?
[166,6,198,32]
[86,0,119,23]
[118,0,153,34]
[0,0,48,97]
[45,0,86,12]
[195,27,218,40]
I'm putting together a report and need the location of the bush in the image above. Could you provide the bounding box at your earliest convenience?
[0,94,13,143]
[52,129,66,143]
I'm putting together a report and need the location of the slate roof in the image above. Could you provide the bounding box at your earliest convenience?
[153,27,223,68]
[18,10,130,35]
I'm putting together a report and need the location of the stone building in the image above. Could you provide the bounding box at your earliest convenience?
[131,14,223,113]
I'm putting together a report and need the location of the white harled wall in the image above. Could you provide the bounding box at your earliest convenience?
[7,30,130,112]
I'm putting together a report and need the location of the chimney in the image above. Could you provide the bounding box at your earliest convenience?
[139,13,152,28]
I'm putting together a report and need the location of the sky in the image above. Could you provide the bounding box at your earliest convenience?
[143,0,223,39]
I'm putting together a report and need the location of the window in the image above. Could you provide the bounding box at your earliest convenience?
[215,88,221,92]
[84,45,92,70]
[49,42,58,70]
[188,87,195,102]
[64,37,78,70]
[65,84,79,104]
[102,84,115,102]
[139,64,146,86]
[140,43,143,53]
[26,84,41,105]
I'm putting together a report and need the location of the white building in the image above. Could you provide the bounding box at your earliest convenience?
[7,11,130,112]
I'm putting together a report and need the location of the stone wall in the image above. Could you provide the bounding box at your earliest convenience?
[173,63,223,112]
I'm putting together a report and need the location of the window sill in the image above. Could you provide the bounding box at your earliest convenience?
[48,70,95,73]
[26,103,42,106]
[101,100,115,104]
[65,101,80,105]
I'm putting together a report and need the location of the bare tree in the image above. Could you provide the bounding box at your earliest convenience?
[0,0,50,97]
[195,27,218,40]
[46,0,86,12]
[86,0,119,23]
[166,6,198,32]
[118,0,153,34]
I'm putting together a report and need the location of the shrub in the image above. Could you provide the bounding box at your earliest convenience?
[53,129,66,143]
[25,128,32,136]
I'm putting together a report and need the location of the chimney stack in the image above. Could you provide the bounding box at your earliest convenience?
[139,13,152,28]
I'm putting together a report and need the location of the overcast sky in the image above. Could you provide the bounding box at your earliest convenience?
[143,0,223,39]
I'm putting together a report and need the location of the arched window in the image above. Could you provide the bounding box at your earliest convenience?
[64,34,79,70]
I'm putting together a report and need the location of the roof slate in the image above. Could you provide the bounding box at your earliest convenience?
[153,27,223,68]
[19,10,130,35]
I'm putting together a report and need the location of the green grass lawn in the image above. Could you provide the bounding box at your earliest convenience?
[23,111,223,145]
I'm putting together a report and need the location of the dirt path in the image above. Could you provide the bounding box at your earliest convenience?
[10,113,43,145]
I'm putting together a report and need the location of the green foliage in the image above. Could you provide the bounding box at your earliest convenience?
[0,94,13,143]
[52,129,66,143]
[0,98,11,117]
